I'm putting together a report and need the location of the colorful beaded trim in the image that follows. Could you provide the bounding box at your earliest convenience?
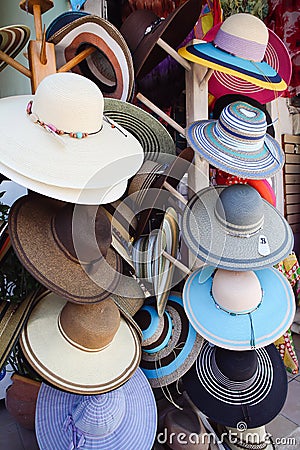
[26,101,101,139]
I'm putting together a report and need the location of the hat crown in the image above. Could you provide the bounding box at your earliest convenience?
[32,73,103,134]
[212,269,262,314]
[59,299,120,351]
[72,389,126,436]
[215,102,268,152]
[215,184,264,236]
[214,13,268,61]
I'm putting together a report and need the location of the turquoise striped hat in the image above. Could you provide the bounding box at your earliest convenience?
[134,293,203,387]
[187,101,284,179]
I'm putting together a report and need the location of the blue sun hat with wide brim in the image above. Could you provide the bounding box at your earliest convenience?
[134,293,203,387]
[35,368,157,450]
[178,13,287,92]
[183,266,296,350]
[187,101,284,179]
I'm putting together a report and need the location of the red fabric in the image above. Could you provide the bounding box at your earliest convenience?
[264,0,300,97]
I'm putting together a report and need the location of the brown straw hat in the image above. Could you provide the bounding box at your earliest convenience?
[20,293,141,394]
[8,195,122,304]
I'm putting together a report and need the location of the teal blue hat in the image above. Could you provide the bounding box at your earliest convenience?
[134,293,203,387]
[183,266,296,350]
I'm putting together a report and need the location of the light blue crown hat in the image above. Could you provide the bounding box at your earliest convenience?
[183,266,296,351]
[186,101,284,179]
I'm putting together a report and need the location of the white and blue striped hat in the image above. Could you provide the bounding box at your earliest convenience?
[187,101,284,179]
[35,368,157,450]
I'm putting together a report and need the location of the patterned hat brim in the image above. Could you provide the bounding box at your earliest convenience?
[182,342,287,428]
[178,42,287,91]
[0,25,30,72]
[187,120,284,179]
[182,185,294,270]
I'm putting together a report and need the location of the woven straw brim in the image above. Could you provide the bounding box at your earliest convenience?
[205,26,292,104]
[9,196,122,304]
[182,186,294,270]
[183,266,295,350]
[178,43,287,91]
[140,293,203,388]
[0,289,39,371]
[0,162,128,204]
[182,342,287,428]
[36,369,157,449]
[48,15,134,101]
[187,120,284,179]
[104,99,175,161]
[111,274,145,317]
[20,292,141,394]
[0,95,143,190]
[46,11,89,40]
[0,25,30,72]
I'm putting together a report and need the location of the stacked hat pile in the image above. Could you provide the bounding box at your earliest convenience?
[0,4,297,450]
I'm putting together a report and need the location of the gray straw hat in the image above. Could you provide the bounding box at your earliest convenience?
[182,184,294,270]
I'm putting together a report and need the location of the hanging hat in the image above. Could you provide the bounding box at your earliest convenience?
[103,98,176,161]
[187,101,284,179]
[132,208,180,313]
[134,293,203,388]
[153,207,180,316]
[35,368,157,450]
[110,272,145,317]
[120,0,202,79]
[0,72,143,203]
[182,341,288,428]
[20,293,141,394]
[46,10,89,40]
[47,15,135,101]
[0,289,39,371]
[129,147,195,240]
[0,25,30,72]
[178,14,287,92]
[204,21,292,104]
[8,195,122,304]
[0,164,128,204]
[221,425,275,450]
[183,266,295,350]
[163,405,209,450]
[182,184,293,270]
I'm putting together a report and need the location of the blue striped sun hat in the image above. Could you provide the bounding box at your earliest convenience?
[134,293,203,387]
[186,101,284,179]
[35,368,157,450]
[183,266,296,350]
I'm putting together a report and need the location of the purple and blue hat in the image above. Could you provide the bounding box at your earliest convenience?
[35,368,157,450]
[186,101,284,179]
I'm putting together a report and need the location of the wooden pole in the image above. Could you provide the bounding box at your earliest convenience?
[136,93,185,136]
[157,38,191,71]
[58,47,97,73]
[33,4,43,40]
[0,50,31,78]
[162,250,191,275]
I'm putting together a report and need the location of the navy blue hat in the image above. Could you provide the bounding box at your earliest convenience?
[46,11,89,40]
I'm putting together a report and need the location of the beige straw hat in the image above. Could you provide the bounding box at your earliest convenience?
[0,72,143,200]
[20,293,141,394]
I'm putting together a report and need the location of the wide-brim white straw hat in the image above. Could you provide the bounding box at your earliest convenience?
[0,73,143,195]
